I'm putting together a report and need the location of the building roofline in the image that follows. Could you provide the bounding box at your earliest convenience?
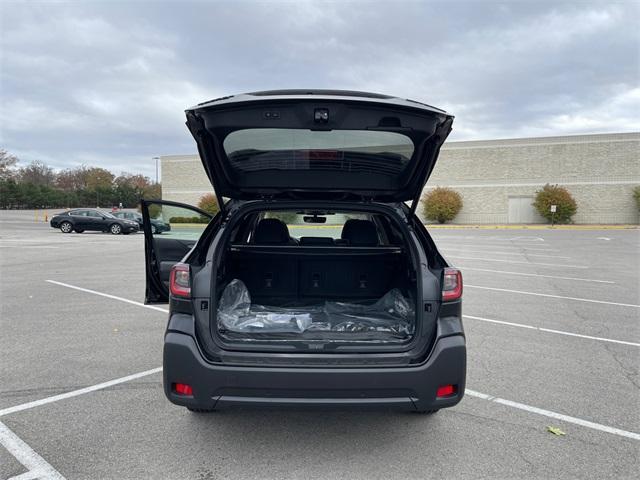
[444,131,639,149]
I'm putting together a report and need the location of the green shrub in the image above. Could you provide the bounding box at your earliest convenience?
[421,187,463,224]
[197,193,219,216]
[169,216,209,224]
[633,186,640,211]
[533,184,577,223]
[146,203,162,219]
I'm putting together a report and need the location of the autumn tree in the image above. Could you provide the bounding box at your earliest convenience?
[85,167,115,190]
[1,158,161,209]
[56,166,90,191]
[115,173,157,206]
[197,193,219,215]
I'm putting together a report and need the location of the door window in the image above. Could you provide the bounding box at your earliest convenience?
[149,204,210,240]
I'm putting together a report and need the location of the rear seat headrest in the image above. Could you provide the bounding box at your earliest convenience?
[253,218,294,244]
[341,219,379,246]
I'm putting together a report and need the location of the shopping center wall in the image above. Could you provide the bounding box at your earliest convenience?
[423,132,639,224]
[161,132,640,225]
[162,154,213,207]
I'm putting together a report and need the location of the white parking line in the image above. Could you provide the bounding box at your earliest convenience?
[447,255,588,268]
[464,315,640,347]
[46,280,169,313]
[1,364,637,442]
[44,279,634,344]
[432,235,547,243]
[465,284,640,308]
[459,267,614,284]
[464,390,640,441]
[434,243,559,252]
[1,280,635,444]
[441,247,570,259]
[0,245,60,249]
[0,420,65,480]
[0,367,163,418]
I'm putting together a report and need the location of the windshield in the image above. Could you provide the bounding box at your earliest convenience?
[223,129,414,176]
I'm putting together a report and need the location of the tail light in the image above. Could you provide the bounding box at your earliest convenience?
[169,263,191,298]
[172,383,193,396]
[436,384,457,398]
[442,268,463,301]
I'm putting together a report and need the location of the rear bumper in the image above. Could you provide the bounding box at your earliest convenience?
[163,332,466,411]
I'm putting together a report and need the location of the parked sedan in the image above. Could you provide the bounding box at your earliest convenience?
[49,208,139,234]
[112,210,171,234]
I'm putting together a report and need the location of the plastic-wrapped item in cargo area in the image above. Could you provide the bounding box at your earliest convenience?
[217,279,415,337]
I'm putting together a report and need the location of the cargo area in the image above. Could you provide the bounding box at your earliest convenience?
[213,212,425,345]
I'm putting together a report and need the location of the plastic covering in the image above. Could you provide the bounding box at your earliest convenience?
[217,279,415,337]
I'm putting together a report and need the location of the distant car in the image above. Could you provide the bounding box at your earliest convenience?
[49,208,139,234]
[112,211,171,234]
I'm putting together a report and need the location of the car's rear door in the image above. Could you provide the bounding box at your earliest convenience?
[86,210,107,230]
[141,199,214,303]
[70,209,91,229]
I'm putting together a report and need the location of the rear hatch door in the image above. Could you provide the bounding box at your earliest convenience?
[185,90,453,205]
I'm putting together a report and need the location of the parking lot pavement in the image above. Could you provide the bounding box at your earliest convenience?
[1,210,639,479]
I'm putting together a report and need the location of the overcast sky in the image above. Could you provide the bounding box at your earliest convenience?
[1,0,638,179]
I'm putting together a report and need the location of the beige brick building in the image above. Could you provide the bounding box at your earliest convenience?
[161,132,639,224]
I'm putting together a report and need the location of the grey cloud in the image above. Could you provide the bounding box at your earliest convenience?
[1,0,638,178]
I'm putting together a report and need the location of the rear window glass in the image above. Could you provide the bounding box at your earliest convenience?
[232,210,399,247]
[265,211,371,240]
[223,129,414,176]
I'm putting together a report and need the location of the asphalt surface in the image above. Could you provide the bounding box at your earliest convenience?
[1,210,638,479]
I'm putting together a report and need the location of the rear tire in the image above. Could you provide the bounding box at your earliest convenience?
[109,223,122,235]
[60,221,73,233]
[187,407,215,413]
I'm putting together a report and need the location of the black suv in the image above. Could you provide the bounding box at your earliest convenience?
[142,90,465,413]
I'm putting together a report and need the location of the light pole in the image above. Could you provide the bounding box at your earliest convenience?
[152,157,160,185]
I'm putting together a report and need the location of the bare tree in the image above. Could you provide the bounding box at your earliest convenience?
[19,160,56,186]
[0,149,18,181]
